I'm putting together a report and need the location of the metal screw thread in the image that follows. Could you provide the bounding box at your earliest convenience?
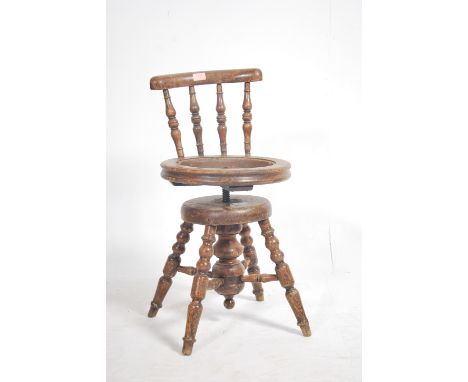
[222,188,230,203]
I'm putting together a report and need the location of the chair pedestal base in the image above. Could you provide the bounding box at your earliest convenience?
[148,197,311,355]
[211,224,245,309]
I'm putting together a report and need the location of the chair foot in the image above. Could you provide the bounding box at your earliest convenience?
[253,290,264,301]
[259,219,312,338]
[148,222,193,319]
[147,302,160,318]
[182,338,195,356]
[299,321,312,337]
[149,218,313,355]
[181,226,216,356]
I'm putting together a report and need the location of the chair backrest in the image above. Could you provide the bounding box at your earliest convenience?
[150,68,262,158]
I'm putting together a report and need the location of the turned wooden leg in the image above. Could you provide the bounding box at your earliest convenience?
[148,222,193,318]
[259,219,312,337]
[182,225,216,355]
[240,224,264,301]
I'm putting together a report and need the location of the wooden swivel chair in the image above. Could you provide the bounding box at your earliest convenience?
[148,68,311,355]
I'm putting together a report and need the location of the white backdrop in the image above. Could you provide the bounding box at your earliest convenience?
[107,0,361,381]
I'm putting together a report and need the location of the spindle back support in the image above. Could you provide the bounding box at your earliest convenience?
[150,68,262,158]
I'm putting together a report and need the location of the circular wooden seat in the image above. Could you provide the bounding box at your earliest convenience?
[149,70,312,355]
[161,155,290,187]
[181,195,272,225]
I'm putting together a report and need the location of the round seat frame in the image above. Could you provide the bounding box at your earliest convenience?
[161,155,290,187]
[148,68,311,356]
[182,195,272,225]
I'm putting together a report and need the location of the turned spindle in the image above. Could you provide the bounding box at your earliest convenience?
[163,89,184,158]
[177,265,197,276]
[242,82,253,156]
[259,219,311,337]
[240,223,264,301]
[148,222,193,317]
[241,273,278,283]
[216,83,227,155]
[149,69,312,357]
[189,85,204,156]
[182,225,216,356]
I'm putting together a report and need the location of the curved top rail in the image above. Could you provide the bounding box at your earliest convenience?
[150,68,262,90]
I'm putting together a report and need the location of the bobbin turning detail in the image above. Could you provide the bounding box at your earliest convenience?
[148,68,312,356]
[211,224,245,309]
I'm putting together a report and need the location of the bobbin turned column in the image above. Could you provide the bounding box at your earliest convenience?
[259,219,311,337]
[240,224,264,301]
[148,222,193,317]
[182,225,216,356]
[211,224,245,309]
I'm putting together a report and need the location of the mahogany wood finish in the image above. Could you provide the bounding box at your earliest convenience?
[259,219,312,337]
[148,68,312,356]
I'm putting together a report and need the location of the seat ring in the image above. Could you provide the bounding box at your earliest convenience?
[181,195,272,226]
[161,155,290,187]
